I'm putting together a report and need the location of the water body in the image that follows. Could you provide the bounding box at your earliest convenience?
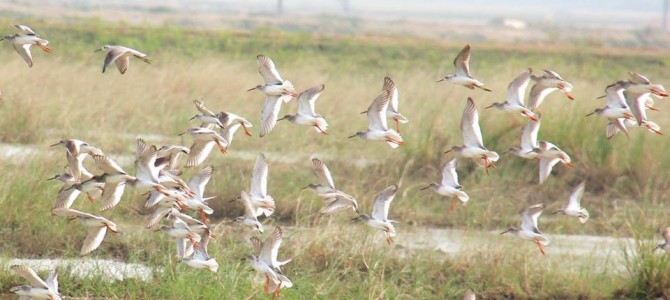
[2,258,158,282]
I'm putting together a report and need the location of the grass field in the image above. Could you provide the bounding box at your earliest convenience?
[1,17,670,299]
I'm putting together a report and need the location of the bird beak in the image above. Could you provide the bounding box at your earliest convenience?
[347,134,357,138]
[501,150,510,155]
[484,104,494,109]
[500,229,510,235]
[189,116,196,121]
[246,87,257,92]
[47,176,58,181]
[436,79,444,83]
[178,131,187,136]
[277,116,286,122]
[595,94,606,99]
[359,111,367,115]
[301,186,310,190]
[419,185,430,191]
[93,49,102,52]
[49,142,61,147]
[443,149,452,154]
[552,210,560,215]
[585,112,595,117]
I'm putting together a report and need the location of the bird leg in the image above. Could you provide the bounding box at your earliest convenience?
[314,125,329,135]
[395,119,401,134]
[449,197,458,212]
[534,240,545,256]
[242,124,252,136]
[263,274,270,292]
[36,42,52,53]
[189,236,200,251]
[217,143,227,154]
[559,86,574,100]
[86,192,95,203]
[199,209,209,225]
[272,282,282,297]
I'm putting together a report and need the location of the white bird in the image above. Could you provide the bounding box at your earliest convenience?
[303,158,352,200]
[235,190,264,233]
[53,208,121,255]
[259,93,293,137]
[246,226,293,297]
[656,227,670,254]
[160,213,202,255]
[277,84,329,135]
[588,81,634,138]
[183,228,219,273]
[527,69,574,112]
[94,45,151,74]
[183,165,216,223]
[248,153,275,217]
[504,115,541,159]
[462,289,476,300]
[353,185,398,245]
[421,158,469,212]
[348,89,404,148]
[10,264,60,300]
[445,98,499,174]
[361,77,409,133]
[2,25,51,67]
[536,141,573,184]
[217,111,254,137]
[485,68,537,121]
[553,181,589,223]
[247,54,297,98]
[437,45,491,92]
[500,204,550,256]
[191,100,224,128]
[180,127,228,167]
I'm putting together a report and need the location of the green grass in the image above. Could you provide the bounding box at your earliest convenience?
[1,17,670,298]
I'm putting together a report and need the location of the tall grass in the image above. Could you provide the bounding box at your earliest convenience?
[1,18,670,298]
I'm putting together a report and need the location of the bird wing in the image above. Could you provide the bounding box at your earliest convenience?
[567,181,586,210]
[367,90,391,131]
[461,98,484,148]
[371,185,398,221]
[115,55,130,74]
[13,24,38,36]
[440,158,460,187]
[297,84,325,116]
[520,116,541,149]
[45,268,58,292]
[527,83,556,112]
[539,157,560,184]
[13,44,33,67]
[453,45,472,78]
[99,181,126,211]
[102,48,126,73]
[250,236,263,256]
[625,91,648,125]
[260,226,283,267]
[507,68,532,107]
[54,187,81,210]
[628,72,650,84]
[259,95,286,137]
[186,140,216,168]
[10,265,49,289]
[382,77,401,113]
[240,191,258,220]
[144,206,173,228]
[81,226,108,255]
[543,69,564,80]
[250,153,269,198]
[135,139,159,182]
[319,196,357,215]
[311,158,335,189]
[92,155,126,174]
[193,99,216,116]
[256,55,284,85]
[520,203,545,233]
[188,165,213,199]
[605,82,628,108]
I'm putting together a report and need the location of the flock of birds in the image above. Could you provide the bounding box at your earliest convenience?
[3,24,670,300]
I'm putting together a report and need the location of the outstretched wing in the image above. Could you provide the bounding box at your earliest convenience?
[453,45,472,78]
[257,55,284,85]
[311,158,335,189]
[371,185,398,221]
[440,159,460,187]
[297,85,325,116]
[461,98,484,148]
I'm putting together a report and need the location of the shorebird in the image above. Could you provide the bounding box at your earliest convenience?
[348,89,404,148]
[160,212,202,253]
[445,98,499,174]
[183,165,216,223]
[504,115,541,159]
[247,226,293,296]
[304,158,353,200]
[248,54,297,98]
[235,190,264,233]
[180,127,228,167]
[2,24,51,67]
[501,204,550,256]
[183,228,218,273]
[217,111,253,137]
[437,45,491,91]
[248,153,275,217]
[10,265,60,300]
[553,181,589,223]
[656,227,670,254]
[53,208,121,255]
[192,100,224,128]
[536,141,573,184]
[94,45,151,74]
[621,73,666,134]
[588,81,634,138]
[527,69,574,111]
[156,145,190,173]
[278,84,329,134]
[485,68,537,121]
[259,94,293,137]
[421,158,469,212]
[362,77,409,133]
[132,139,173,193]
[352,185,398,245]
